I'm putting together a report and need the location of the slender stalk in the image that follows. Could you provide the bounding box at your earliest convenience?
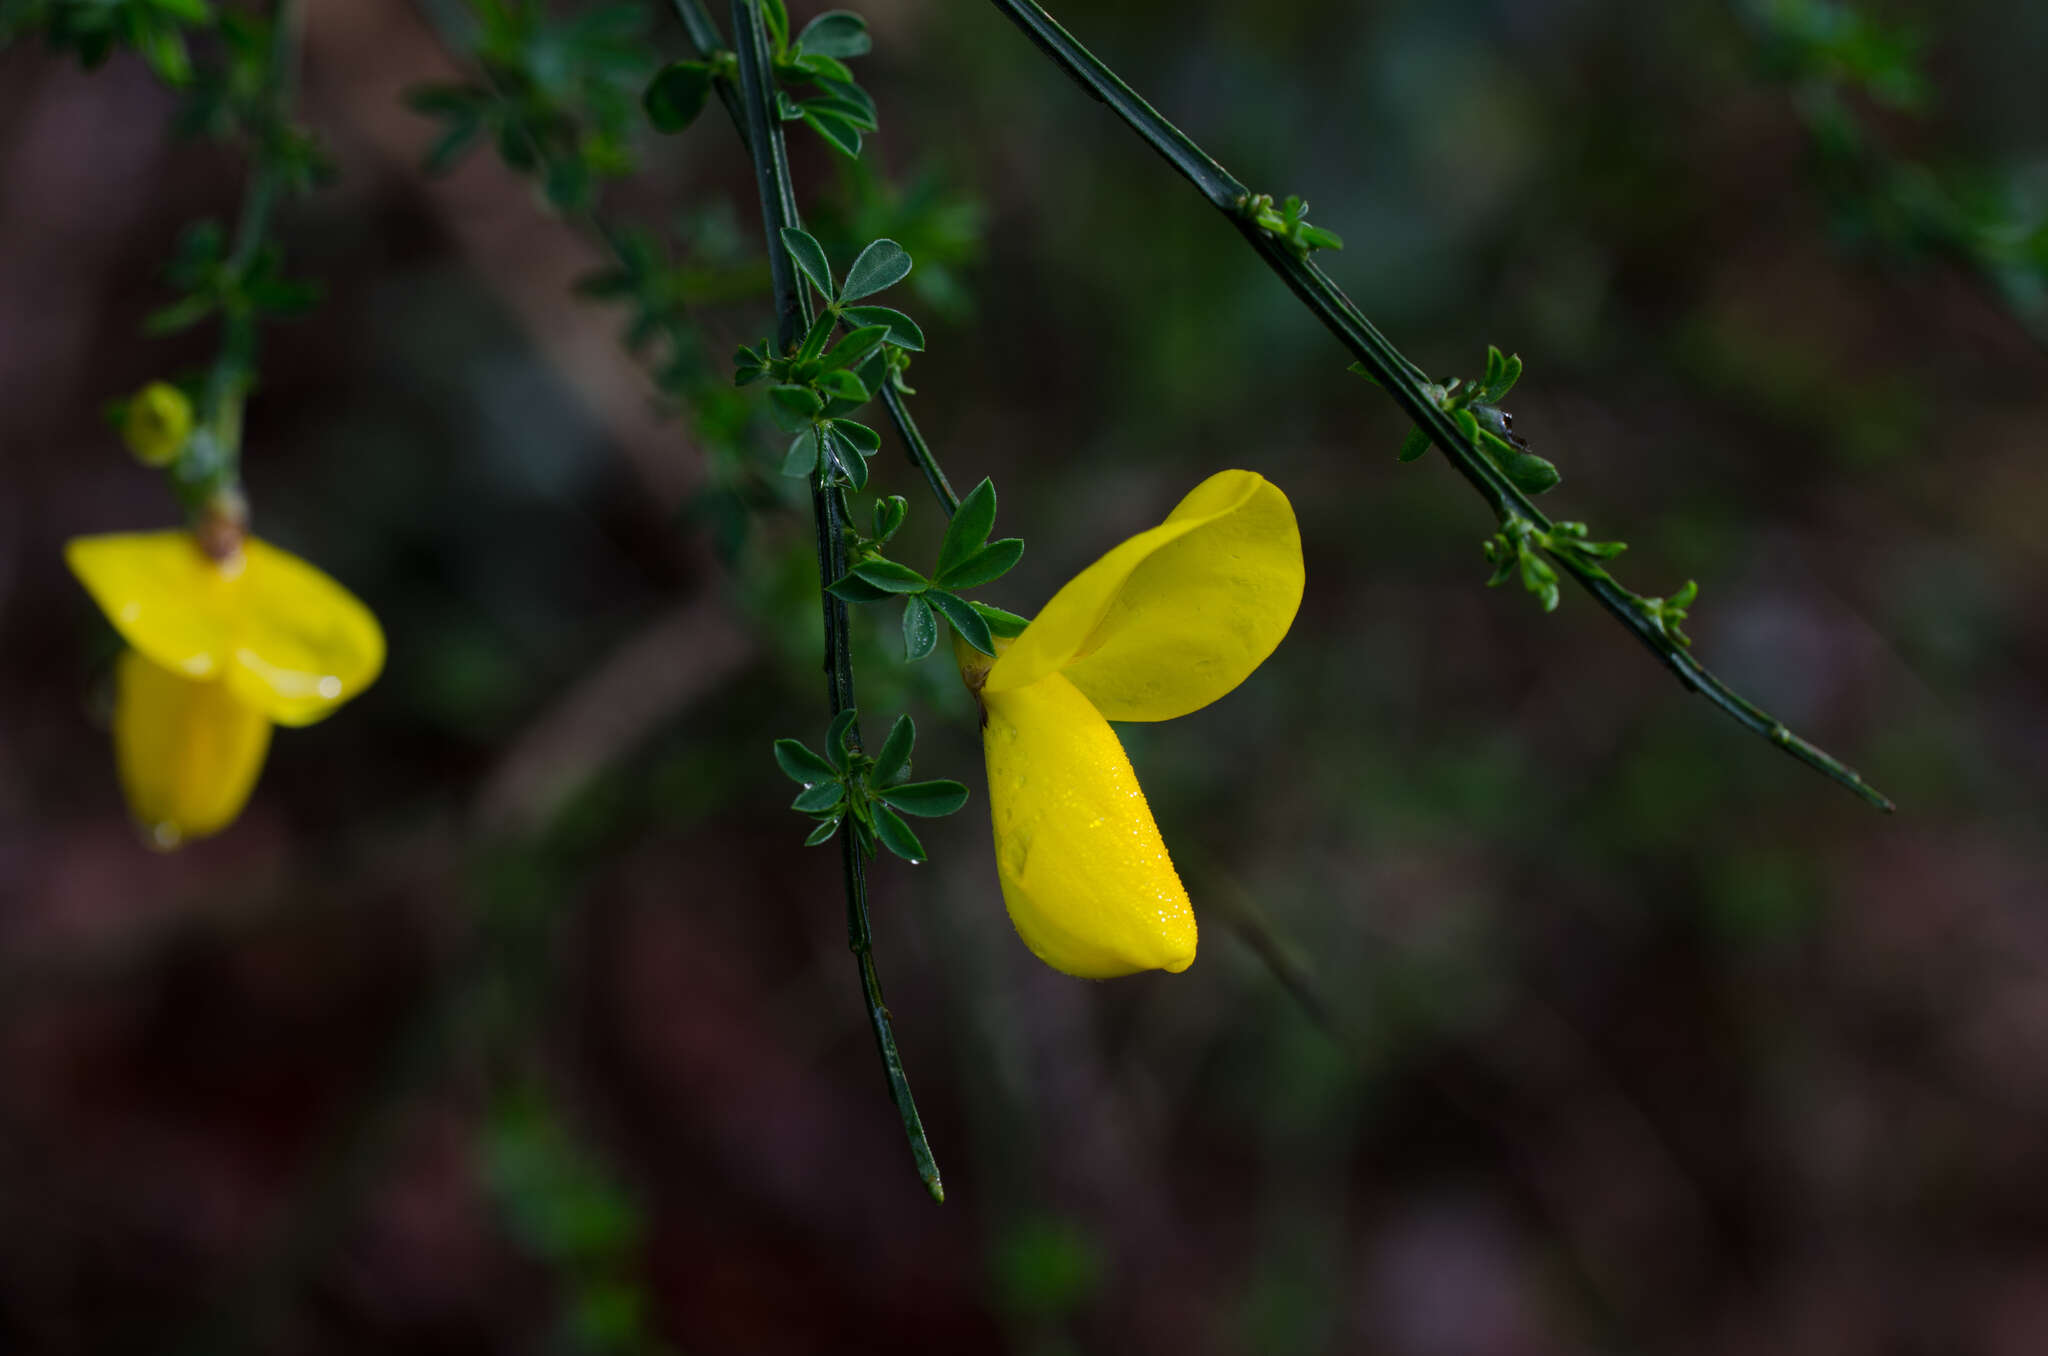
[202,0,304,482]
[986,0,1891,812]
[881,384,959,518]
[732,0,944,1201]
[669,0,964,523]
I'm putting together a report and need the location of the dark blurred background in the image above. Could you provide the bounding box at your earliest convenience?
[3,0,2047,1351]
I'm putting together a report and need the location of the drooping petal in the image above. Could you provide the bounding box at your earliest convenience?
[66,531,383,727]
[66,531,239,679]
[982,469,1303,722]
[221,537,385,726]
[980,669,1196,978]
[114,649,273,849]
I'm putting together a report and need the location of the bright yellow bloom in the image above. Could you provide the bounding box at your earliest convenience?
[957,470,1303,978]
[66,530,384,847]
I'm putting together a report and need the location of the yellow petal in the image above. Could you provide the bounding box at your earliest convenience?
[980,669,1196,978]
[221,537,385,726]
[66,530,384,727]
[114,649,273,849]
[982,469,1303,722]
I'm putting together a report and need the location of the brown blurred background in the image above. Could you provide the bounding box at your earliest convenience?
[3,0,2046,1352]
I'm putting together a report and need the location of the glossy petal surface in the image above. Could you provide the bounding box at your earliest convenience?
[115,649,273,848]
[66,530,384,727]
[983,470,1302,722]
[981,669,1196,978]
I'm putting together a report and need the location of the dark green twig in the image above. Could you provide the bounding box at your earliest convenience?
[731,0,944,1201]
[986,0,1891,812]
[202,0,305,479]
[670,0,964,523]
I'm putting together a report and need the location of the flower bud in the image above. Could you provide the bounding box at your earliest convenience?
[121,382,194,468]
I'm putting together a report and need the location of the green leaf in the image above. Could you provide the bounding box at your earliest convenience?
[773,738,838,784]
[781,429,822,478]
[779,227,834,301]
[792,51,855,85]
[841,239,912,300]
[762,0,790,51]
[801,107,863,158]
[143,294,217,335]
[852,559,929,593]
[798,10,871,58]
[938,477,997,578]
[840,440,870,490]
[826,708,859,771]
[873,495,908,542]
[768,384,823,430]
[795,307,837,363]
[1477,430,1561,496]
[827,573,896,603]
[150,0,213,21]
[791,781,845,813]
[879,779,969,818]
[937,537,1023,589]
[803,816,841,847]
[1397,428,1431,462]
[927,590,995,656]
[840,305,924,351]
[823,324,890,372]
[818,369,870,404]
[644,61,712,133]
[803,93,878,132]
[970,601,1031,638]
[873,805,927,863]
[872,714,916,784]
[901,595,938,660]
[833,418,881,454]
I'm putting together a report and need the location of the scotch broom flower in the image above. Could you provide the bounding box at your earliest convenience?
[956,470,1303,979]
[66,529,384,848]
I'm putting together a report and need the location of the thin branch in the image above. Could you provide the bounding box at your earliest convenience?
[670,0,963,522]
[984,0,1891,812]
[730,0,944,1202]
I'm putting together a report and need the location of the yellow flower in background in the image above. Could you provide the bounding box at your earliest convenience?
[66,530,384,848]
[956,470,1303,978]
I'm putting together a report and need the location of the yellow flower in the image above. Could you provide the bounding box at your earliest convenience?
[956,470,1303,978]
[66,530,384,847]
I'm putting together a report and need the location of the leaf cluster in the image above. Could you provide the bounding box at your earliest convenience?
[827,477,1029,660]
[644,4,875,159]
[1241,192,1344,263]
[1362,344,1561,498]
[734,230,925,490]
[0,0,210,86]
[145,217,320,336]
[774,711,969,863]
[407,0,655,211]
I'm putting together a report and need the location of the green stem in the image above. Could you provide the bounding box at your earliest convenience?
[201,0,304,486]
[985,0,1891,812]
[881,385,959,518]
[668,0,964,523]
[731,0,944,1202]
